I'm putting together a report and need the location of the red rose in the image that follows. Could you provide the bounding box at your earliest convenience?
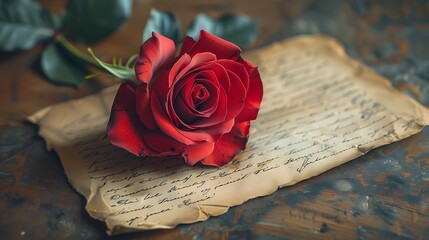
[107,30,263,166]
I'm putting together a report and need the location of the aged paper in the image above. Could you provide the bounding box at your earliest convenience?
[29,35,429,235]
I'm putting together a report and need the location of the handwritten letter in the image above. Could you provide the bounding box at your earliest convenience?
[29,36,429,235]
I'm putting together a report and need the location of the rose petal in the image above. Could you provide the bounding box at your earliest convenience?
[152,87,234,144]
[168,73,219,129]
[217,59,249,90]
[179,118,234,143]
[173,95,199,128]
[135,32,176,85]
[190,79,227,128]
[151,90,197,145]
[174,52,217,85]
[136,84,156,129]
[146,55,190,112]
[142,129,185,156]
[235,58,263,123]
[191,83,210,104]
[179,36,196,56]
[169,74,197,127]
[200,124,249,166]
[230,121,250,138]
[107,83,156,156]
[167,54,192,88]
[181,30,241,60]
[170,71,224,128]
[209,63,230,92]
[182,142,215,165]
[185,78,220,116]
[222,68,246,121]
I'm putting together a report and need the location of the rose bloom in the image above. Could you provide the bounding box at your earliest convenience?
[107,30,263,166]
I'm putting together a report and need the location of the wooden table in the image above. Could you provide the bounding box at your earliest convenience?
[1,0,429,239]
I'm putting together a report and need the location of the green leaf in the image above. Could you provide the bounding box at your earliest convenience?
[143,9,180,43]
[41,41,87,87]
[186,14,259,49]
[0,0,59,51]
[88,49,138,84]
[62,0,133,44]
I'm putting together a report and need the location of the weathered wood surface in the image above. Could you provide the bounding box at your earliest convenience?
[1,0,429,239]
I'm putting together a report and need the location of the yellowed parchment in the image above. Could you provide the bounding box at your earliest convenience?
[29,35,429,235]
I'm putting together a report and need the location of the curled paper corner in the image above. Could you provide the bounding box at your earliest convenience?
[107,224,156,236]
[106,217,173,235]
[27,108,54,151]
[196,203,230,219]
[37,129,54,151]
[407,118,426,130]
[106,226,137,236]
[85,183,112,220]
[354,145,371,156]
[27,105,52,125]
